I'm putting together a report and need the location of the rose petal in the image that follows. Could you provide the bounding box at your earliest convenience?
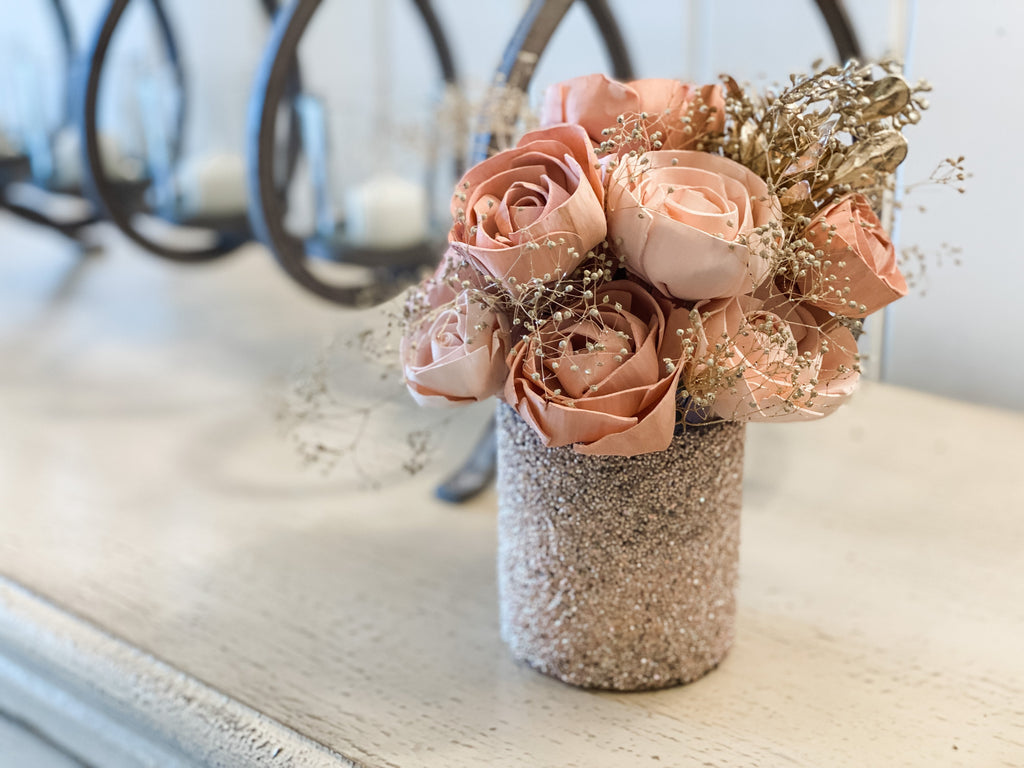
[573,369,682,456]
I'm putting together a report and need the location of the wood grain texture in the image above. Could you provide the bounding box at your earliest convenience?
[0,220,1022,767]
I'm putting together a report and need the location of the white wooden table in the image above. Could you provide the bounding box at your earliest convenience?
[1,218,1022,767]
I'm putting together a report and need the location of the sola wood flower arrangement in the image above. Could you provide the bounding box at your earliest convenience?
[400,61,929,690]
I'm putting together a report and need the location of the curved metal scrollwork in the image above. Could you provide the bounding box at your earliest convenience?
[247,0,464,305]
[248,0,634,305]
[80,0,300,261]
[0,0,102,241]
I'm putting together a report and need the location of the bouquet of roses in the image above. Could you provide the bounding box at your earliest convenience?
[400,62,929,457]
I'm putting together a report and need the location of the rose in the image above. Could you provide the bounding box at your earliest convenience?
[607,150,780,301]
[685,295,859,422]
[541,73,637,146]
[629,79,725,152]
[449,124,606,289]
[504,280,691,456]
[685,295,860,422]
[401,289,510,407]
[541,74,725,153]
[797,193,907,317]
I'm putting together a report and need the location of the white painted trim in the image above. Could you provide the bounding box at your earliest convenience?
[0,577,356,768]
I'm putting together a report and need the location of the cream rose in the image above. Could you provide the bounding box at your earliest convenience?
[401,289,510,407]
[798,193,908,317]
[686,295,859,422]
[504,280,690,456]
[449,124,606,289]
[541,74,725,153]
[607,150,779,301]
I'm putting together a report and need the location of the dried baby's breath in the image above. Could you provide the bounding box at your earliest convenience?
[296,59,960,469]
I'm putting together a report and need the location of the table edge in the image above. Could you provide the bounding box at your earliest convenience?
[0,575,358,768]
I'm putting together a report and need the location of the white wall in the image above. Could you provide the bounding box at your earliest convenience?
[883,1,1022,411]
[3,0,1021,411]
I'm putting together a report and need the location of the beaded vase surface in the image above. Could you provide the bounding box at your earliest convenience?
[495,404,745,691]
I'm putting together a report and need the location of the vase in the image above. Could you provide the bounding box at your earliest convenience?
[495,404,745,691]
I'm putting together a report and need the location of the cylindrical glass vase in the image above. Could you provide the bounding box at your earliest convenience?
[496,404,745,691]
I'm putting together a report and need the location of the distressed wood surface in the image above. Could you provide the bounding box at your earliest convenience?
[1,221,1022,767]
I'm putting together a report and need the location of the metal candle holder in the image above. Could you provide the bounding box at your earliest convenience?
[0,0,108,244]
[246,0,464,306]
[79,0,302,262]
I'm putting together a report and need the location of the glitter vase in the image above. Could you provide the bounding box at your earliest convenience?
[495,404,745,691]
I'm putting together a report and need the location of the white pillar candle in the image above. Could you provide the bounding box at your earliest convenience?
[0,130,18,159]
[175,153,249,219]
[52,127,137,189]
[345,173,429,249]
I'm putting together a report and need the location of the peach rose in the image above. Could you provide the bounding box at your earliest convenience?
[401,289,510,407]
[607,150,779,301]
[798,194,907,317]
[686,295,859,422]
[504,280,691,456]
[449,124,606,289]
[541,74,725,153]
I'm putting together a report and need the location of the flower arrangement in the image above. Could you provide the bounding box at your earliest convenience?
[400,61,935,457]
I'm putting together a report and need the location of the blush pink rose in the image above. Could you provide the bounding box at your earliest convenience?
[449,124,606,289]
[685,295,859,422]
[798,194,908,317]
[504,280,691,456]
[607,150,780,301]
[401,289,510,407]
[541,74,725,153]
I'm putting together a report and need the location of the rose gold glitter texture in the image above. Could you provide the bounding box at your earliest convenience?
[496,404,745,691]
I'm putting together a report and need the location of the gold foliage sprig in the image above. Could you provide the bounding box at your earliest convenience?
[721,59,930,213]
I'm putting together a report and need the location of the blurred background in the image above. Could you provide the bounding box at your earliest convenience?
[1,0,1018,410]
